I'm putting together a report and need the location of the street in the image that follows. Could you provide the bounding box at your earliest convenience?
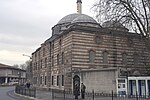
[0,86,32,100]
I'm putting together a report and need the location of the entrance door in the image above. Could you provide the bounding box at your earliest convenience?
[73,75,80,96]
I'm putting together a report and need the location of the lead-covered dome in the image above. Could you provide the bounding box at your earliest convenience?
[57,13,97,24]
[52,13,100,36]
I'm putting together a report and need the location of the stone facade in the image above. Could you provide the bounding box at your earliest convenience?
[32,22,150,92]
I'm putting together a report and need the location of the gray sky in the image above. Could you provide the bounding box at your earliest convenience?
[0,0,97,65]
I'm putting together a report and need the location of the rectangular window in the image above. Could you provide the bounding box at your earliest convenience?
[45,58,47,68]
[41,60,42,68]
[62,52,64,64]
[45,76,47,85]
[62,75,64,86]
[118,79,125,83]
[57,54,59,65]
[57,75,59,86]
[52,76,54,85]
[43,48,45,57]
[40,76,42,84]
[52,56,54,66]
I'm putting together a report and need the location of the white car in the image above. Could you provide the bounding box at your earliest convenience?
[8,81,19,85]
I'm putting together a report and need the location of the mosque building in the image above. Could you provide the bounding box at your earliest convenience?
[32,0,150,96]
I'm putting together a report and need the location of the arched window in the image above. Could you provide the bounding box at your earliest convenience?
[127,38,133,47]
[95,36,102,44]
[89,50,95,63]
[103,51,108,64]
[122,53,127,65]
[134,53,138,66]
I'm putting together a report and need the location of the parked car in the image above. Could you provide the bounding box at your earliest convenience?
[9,80,19,85]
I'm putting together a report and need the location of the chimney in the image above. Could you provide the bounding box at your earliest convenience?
[77,0,82,14]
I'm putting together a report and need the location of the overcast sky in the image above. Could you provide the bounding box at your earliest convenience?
[0,0,97,66]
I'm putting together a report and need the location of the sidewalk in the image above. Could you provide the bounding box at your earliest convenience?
[34,90,117,100]
[35,90,52,100]
[35,90,91,100]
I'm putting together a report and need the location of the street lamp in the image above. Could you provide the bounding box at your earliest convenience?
[23,54,32,59]
[22,54,32,84]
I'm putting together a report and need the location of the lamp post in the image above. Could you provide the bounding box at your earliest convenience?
[23,54,32,83]
[23,54,32,59]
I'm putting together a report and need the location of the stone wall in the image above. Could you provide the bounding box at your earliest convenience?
[81,70,117,93]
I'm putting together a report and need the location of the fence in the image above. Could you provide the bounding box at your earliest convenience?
[15,85,36,98]
[51,89,150,100]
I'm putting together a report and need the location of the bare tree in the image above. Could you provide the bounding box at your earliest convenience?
[25,60,32,82]
[20,64,27,70]
[13,64,19,68]
[20,60,32,82]
[93,0,150,38]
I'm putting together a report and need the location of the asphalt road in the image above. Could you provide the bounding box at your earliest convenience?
[0,86,32,100]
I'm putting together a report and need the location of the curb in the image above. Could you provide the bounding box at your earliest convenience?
[14,91,40,100]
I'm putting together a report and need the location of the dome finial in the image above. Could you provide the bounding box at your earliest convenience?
[77,0,82,14]
[77,0,82,3]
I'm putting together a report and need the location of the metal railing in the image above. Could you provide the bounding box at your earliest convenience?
[15,85,36,98]
[51,89,150,100]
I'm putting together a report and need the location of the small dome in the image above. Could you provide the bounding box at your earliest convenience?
[57,13,97,24]
[58,13,79,24]
[102,21,129,32]
[72,14,97,23]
